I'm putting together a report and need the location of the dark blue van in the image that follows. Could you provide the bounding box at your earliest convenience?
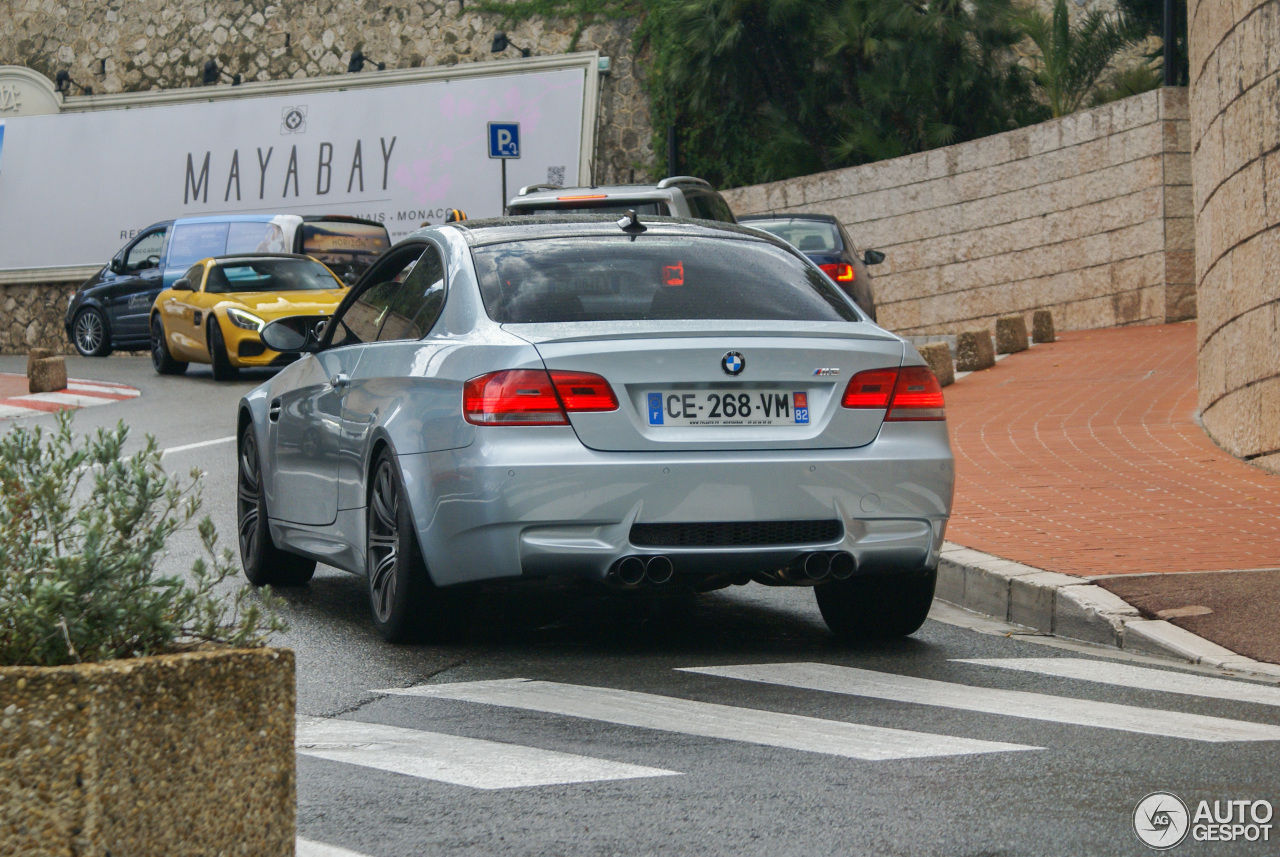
[65,214,389,355]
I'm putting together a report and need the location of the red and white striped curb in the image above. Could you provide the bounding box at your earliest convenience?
[0,374,140,420]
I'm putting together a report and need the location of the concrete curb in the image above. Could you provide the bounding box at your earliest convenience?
[936,542,1280,679]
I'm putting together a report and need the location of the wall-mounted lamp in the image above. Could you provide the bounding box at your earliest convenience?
[491,32,531,58]
[202,58,242,86]
[54,70,92,95]
[347,50,385,73]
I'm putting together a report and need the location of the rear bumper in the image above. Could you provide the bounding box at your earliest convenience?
[398,422,954,587]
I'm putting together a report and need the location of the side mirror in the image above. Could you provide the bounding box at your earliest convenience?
[171,278,193,291]
[261,316,321,354]
[863,250,886,266]
[109,258,124,274]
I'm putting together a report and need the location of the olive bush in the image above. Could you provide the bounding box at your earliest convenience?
[0,413,286,667]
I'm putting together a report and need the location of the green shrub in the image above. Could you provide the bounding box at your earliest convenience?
[0,413,286,667]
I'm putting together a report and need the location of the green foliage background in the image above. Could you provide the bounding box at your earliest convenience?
[0,414,285,667]
[482,0,1175,187]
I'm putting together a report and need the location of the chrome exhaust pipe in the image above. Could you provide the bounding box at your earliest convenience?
[803,551,832,581]
[828,551,856,580]
[613,555,646,586]
[645,555,674,585]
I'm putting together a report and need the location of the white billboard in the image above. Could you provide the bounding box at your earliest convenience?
[0,56,596,276]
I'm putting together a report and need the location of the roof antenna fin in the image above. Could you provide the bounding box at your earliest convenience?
[617,209,647,234]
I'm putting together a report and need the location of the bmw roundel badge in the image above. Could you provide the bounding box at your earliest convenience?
[721,351,745,376]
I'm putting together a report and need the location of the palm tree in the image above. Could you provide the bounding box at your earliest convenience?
[1017,0,1145,117]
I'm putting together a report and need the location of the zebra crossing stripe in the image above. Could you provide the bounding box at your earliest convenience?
[375,678,1037,761]
[296,838,375,857]
[296,715,678,790]
[680,663,1280,743]
[954,658,1280,707]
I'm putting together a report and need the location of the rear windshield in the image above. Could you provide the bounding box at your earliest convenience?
[471,236,860,323]
[205,258,340,294]
[511,201,670,217]
[300,221,391,282]
[745,219,841,253]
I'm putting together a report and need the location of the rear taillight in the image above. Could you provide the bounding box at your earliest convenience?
[463,370,618,426]
[841,366,945,421]
[820,262,855,283]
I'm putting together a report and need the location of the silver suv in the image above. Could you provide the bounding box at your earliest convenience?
[506,176,737,223]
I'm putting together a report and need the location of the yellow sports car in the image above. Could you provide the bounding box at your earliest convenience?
[151,254,346,379]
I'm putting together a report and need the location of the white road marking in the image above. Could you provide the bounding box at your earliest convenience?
[160,435,237,457]
[376,679,1037,761]
[296,839,376,857]
[681,663,1280,743]
[955,658,1280,707]
[296,715,678,790]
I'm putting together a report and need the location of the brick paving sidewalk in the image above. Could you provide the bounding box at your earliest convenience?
[944,322,1280,578]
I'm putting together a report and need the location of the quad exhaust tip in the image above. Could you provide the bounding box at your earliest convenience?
[645,555,674,585]
[611,554,674,586]
[614,555,646,586]
[782,551,856,584]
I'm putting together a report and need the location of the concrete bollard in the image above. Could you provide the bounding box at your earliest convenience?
[917,342,955,387]
[1032,309,1056,343]
[955,330,995,373]
[28,356,68,394]
[995,314,1029,354]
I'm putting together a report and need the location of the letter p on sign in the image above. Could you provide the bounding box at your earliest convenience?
[488,122,521,159]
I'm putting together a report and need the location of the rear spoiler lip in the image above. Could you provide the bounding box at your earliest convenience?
[500,320,899,346]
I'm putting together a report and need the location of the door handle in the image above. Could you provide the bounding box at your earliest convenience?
[329,373,350,389]
[269,398,282,422]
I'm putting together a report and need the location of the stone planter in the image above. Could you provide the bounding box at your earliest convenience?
[1,647,295,857]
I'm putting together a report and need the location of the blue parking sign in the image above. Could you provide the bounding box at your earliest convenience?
[488,122,520,159]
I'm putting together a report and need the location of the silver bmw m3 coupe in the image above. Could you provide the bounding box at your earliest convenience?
[236,215,954,642]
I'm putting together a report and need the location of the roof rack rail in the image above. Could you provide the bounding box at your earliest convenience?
[656,176,713,190]
[518,183,563,196]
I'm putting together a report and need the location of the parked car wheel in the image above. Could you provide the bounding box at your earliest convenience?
[71,307,113,357]
[208,320,239,381]
[813,568,937,640]
[237,423,316,587]
[367,449,468,643]
[150,315,188,375]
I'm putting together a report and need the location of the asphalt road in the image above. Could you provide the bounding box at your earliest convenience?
[6,355,1280,857]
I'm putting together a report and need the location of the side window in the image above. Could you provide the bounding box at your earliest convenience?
[683,192,712,221]
[125,229,166,271]
[327,245,429,347]
[707,193,736,223]
[182,264,204,289]
[376,245,446,342]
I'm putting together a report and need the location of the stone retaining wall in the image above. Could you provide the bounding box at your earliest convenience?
[722,88,1195,339]
[1189,0,1280,474]
[1,282,77,355]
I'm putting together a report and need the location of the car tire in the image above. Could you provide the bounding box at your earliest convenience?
[237,423,316,587]
[814,567,937,641]
[71,307,113,357]
[208,319,239,381]
[366,449,468,643]
[150,314,188,375]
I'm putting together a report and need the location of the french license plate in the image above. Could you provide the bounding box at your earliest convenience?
[646,390,809,427]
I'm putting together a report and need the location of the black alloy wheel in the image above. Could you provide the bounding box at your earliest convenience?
[208,319,239,381]
[366,450,468,643]
[237,423,316,587]
[814,567,937,641]
[72,307,112,357]
[150,315,188,375]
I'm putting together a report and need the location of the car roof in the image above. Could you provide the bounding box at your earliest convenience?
[449,214,792,249]
[509,186,678,205]
[207,253,316,264]
[738,213,840,224]
[173,214,301,225]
